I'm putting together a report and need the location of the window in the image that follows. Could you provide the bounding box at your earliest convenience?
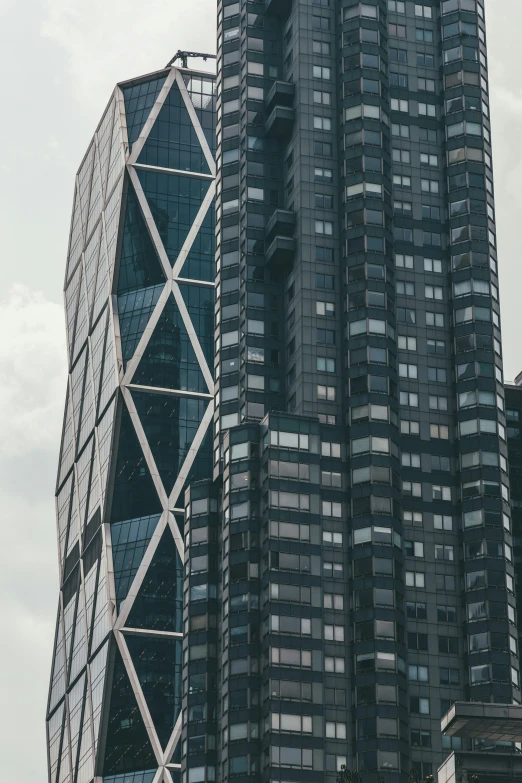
[397,281,414,296]
[426,312,444,328]
[432,485,451,501]
[435,545,454,562]
[403,481,421,497]
[406,571,425,588]
[399,363,418,379]
[415,3,432,17]
[430,424,449,440]
[313,65,331,80]
[405,540,424,558]
[396,253,413,268]
[400,391,419,408]
[316,300,335,317]
[407,602,427,620]
[393,174,411,189]
[322,441,341,458]
[317,384,335,401]
[401,420,419,436]
[410,697,430,715]
[315,220,333,235]
[390,47,407,64]
[398,336,417,351]
[404,510,423,526]
[324,656,345,673]
[313,116,332,131]
[322,500,342,518]
[438,636,459,654]
[421,178,439,194]
[389,23,406,37]
[314,167,333,183]
[391,98,409,113]
[324,593,344,610]
[402,453,421,469]
[424,258,442,273]
[313,90,331,105]
[416,28,434,43]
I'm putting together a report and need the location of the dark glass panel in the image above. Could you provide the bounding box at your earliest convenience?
[122,74,168,148]
[126,635,183,750]
[117,184,166,295]
[178,209,215,282]
[137,169,211,267]
[132,295,207,393]
[131,391,208,494]
[178,283,213,365]
[137,83,210,174]
[102,647,156,776]
[118,284,165,367]
[182,73,217,155]
[111,514,161,607]
[126,526,182,633]
[110,404,162,524]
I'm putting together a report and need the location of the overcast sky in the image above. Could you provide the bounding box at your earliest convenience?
[1,1,521,780]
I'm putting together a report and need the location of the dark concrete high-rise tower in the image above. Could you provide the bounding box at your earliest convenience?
[46,62,216,783]
[181,1,520,782]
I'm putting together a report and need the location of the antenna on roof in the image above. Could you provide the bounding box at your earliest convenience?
[166,50,217,69]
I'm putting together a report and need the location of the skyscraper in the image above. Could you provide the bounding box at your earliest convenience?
[182,0,519,781]
[46,63,216,783]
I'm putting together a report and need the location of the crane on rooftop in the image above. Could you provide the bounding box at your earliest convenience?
[166,50,217,69]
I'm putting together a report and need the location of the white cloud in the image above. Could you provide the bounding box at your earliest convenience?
[41,0,216,111]
[0,284,67,458]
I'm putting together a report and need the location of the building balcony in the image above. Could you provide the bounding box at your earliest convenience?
[265,105,294,138]
[266,209,295,242]
[265,81,294,138]
[265,235,295,266]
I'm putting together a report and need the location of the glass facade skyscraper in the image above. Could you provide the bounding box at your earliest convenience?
[46,64,216,783]
[49,2,521,783]
[181,0,519,782]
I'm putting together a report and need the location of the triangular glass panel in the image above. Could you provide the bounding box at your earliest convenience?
[182,72,217,158]
[90,307,108,412]
[170,742,181,765]
[69,581,87,682]
[126,634,183,751]
[105,175,124,277]
[106,110,125,200]
[184,416,213,491]
[84,223,102,320]
[91,240,110,327]
[76,437,94,526]
[62,566,80,677]
[72,268,89,365]
[178,283,213,366]
[136,169,211,267]
[67,672,86,777]
[122,73,168,149]
[117,183,165,295]
[66,187,84,285]
[102,647,157,776]
[87,149,103,237]
[110,404,162,525]
[138,82,210,174]
[111,513,161,608]
[57,473,74,569]
[132,293,207,393]
[98,322,118,417]
[118,284,165,368]
[76,357,95,454]
[177,200,214,282]
[90,548,112,652]
[65,263,82,363]
[90,639,109,754]
[57,390,75,489]
[83,531,101,647]
[70,347,87,432]
[97,398,116,511]
[126,525,182,633]
[47,701,65,783]
[75,694,94,782]
[131,390,209,494]
[78,143,95,234]
[97,98,115,202]
[49,608,66,713]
